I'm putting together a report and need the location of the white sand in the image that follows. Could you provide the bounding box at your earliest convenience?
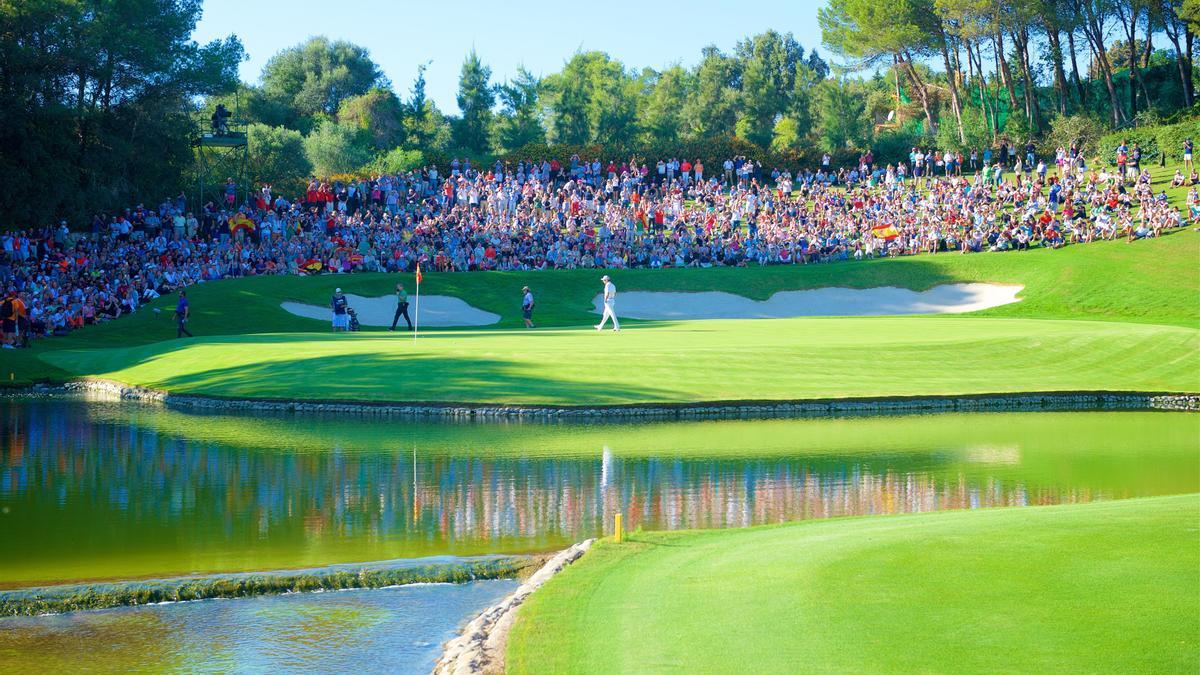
[281,294,500,327]
[592,283,1023,320]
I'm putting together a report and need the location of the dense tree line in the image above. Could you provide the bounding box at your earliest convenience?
[0,0,242,225]
[2,1,1198,225]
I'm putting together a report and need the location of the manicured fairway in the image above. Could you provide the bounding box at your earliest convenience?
[41,316,1200,405]
[507,494,1200,673]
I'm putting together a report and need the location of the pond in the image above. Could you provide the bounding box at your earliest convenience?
[0,579,516,672]
[2,399,1196,587]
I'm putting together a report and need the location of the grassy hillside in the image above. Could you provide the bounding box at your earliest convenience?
[5,165,1197,398]
[507,494,1200,673]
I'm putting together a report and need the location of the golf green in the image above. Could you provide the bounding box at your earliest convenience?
[507,494,1200,673]
[40,317,1199,405]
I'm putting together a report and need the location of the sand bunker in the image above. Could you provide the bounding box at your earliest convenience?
[282,294,500,327]
[592,283,1022,320]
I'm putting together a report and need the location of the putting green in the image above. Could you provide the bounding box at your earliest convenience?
[41,316,1199,405]
[507,494,1200,673]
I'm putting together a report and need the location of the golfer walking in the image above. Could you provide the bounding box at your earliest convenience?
[390,282,412,331]
[522,286,535,329]
[595,274,619,332]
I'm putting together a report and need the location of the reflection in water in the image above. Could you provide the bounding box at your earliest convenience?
[0,399,1197,586]
[0,580,516,672]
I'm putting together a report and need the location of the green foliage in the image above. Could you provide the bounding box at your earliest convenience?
[816,79,870,151]
[733,31,825,147]
[303,121,374,177]
[246,124,311,195]
[639,65,692,145]
[493,68,546,152]
[770,117,803,152]
[453,49,496,153]
[0,0,243,225]
[1042,113,1106,158]
[542,52,640,145]
[260,37,385,127]
[365,147,425,175]
[337,88,406,150]
[1098,119,1200,166]
[684,48,741,138]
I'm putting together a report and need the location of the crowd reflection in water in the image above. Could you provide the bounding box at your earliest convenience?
[0,403,1110,556]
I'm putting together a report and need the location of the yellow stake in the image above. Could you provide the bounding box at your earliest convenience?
[614,513,623,543]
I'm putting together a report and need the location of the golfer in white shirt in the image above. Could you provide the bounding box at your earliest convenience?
[595,274,619,331]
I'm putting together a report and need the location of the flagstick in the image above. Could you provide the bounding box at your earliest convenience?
[413,272,420,342]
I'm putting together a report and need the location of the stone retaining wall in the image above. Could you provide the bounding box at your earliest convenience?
[21,380,1199,421]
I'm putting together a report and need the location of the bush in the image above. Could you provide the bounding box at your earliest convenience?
[364,147,425,175]
[1152,119,1200,164]
[1041,113,1106,158]
[303,120,374,177]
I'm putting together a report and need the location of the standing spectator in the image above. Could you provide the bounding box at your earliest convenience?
[331,288,349,332]
[175,290,192,338]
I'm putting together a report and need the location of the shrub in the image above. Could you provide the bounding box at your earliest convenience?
[364,147,425,175]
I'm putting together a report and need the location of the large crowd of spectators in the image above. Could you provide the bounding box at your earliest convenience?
[1,147,1193,346]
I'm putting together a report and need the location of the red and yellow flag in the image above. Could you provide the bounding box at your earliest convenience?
[871,223,899,240]
[415,263,423,285]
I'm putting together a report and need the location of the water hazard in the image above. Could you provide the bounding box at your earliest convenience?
[0,579,516,672]
[2,399,1196,587]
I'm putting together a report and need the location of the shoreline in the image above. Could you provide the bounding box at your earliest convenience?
[434,539,594,675]
[0,555,534,618]
[10,380,1200,420]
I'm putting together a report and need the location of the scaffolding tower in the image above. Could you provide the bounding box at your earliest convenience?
[193,97,249,212]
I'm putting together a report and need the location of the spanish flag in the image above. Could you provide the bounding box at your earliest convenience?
[228,213,255,236]
[871,223,899,240]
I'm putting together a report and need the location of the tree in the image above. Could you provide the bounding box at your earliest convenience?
[302,120,373,176]
[453,49,495,153]
[770,117,803,152]
[682,47,741,138]
[639,65,692,144]
[820,0,939,134]
[734,31,826,148]
[338,88,406,150]
[815,79,869,151]
[542,52,639,145]
[1160,0,1195,106]
[1072,0,1127,125]
[493,67,545,151]
[0,0,243,224]
[260,37,385,127]
[402,63,450,151]
[247,124,311,194]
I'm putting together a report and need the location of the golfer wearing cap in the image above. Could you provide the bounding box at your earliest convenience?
[595,275,619,332]
[521,286,535,329]
[331,287,349,332]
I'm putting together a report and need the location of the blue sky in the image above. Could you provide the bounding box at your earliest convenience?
[192,0,830,115]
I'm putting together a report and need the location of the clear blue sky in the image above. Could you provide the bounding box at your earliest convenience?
[192,0,831,115]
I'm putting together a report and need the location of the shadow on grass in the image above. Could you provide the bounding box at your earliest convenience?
[133,351,676,405]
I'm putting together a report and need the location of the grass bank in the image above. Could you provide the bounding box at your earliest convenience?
[507,494,1200,673]
[38,317,1200,406]
[0,555,530,617]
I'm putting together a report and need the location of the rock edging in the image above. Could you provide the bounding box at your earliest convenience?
[433,539,595,675]
[22,380,1200,420]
